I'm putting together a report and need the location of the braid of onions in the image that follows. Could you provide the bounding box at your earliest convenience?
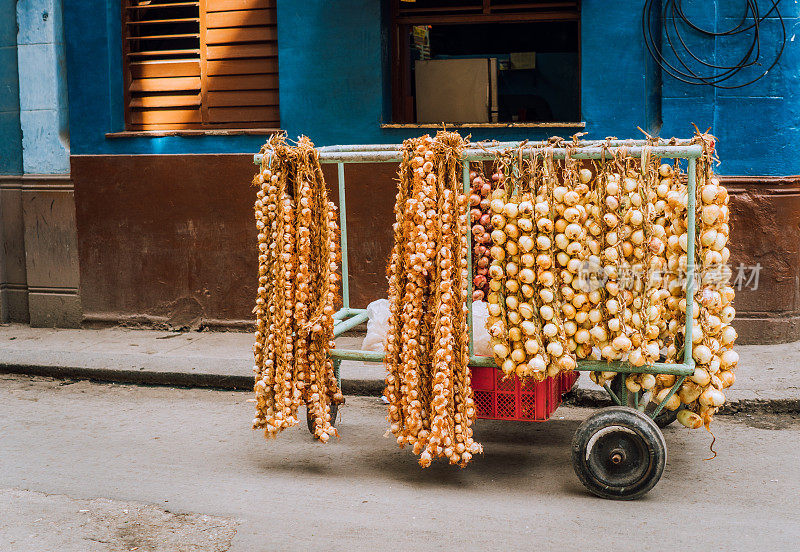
[251,135,342,442]
[482,134,735,430]
[384,131,482,468]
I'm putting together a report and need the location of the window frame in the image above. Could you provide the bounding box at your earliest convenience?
[388,0,582,125]
[120,0,281,133]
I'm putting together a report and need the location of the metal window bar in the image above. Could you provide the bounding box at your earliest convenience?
[254,140,702,417]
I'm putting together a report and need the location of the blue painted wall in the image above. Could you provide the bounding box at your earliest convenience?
[61,0,800,175]
[17,0,70,174]
[0,0,22,175]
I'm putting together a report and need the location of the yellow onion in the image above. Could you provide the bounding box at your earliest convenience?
[677,409,703,429]
[720,349,739,369]
[699,388,725,407]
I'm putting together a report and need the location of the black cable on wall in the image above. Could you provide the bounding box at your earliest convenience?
[642,0,786,89]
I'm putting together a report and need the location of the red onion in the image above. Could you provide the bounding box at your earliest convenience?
[481,182,492,197]
[479,232,492,244]
[470,208,482,223]
[479,198,490,210]
[479,213,491,227]
[473,274,487,288]
[474,245,487,257]
[476,267,489,277]
[472,289,485,301]
[477,256,489,268]
[470,194,481,207]
[471,224,485,236]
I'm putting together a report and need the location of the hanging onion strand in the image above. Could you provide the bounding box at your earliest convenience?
[385,131,482,467]
[252,134,343,442]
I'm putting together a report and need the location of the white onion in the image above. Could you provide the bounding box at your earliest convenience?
[693,344,712,364]
[493,343,509,358]
[543,323,558,338]
[720,349,739,369]
[546,342,563,357]
[720,325,737,345]
[490,198,505,214]
[491,230,506,245]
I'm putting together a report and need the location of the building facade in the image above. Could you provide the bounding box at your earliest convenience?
[0,0,79,327]
[1,0,798,343]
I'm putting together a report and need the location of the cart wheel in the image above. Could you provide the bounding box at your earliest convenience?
[609,375,679,428]
[307,403,339,434]
[571,406,666,500]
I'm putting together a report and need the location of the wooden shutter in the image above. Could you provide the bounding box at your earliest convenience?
[123,0,279,130]
[201,0,279,127]
[124,1,202,130]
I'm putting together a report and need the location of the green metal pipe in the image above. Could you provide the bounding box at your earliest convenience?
[652,375,687,418]
[332,311,369,337]
[574,360,694,376]
[618,373,628,405]
[330,348,385,362]
[637,391,652,412]
[338,162,350,310]
[468,355,498,367]
[333,308,359,324]
[254,144,703,166]
[333,309,349,321]
[603,382,623,406]
[253,139,700,165]
[258,145,703,165]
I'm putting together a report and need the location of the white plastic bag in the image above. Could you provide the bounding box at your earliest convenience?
[361,299,391,352]
[361,298,491,357]
[471,300,491,357]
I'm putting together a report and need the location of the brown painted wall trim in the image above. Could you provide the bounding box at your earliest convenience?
[82,312,253,332]
[720,174,800,185]
[720,174,800,194]
[69,154,800,343]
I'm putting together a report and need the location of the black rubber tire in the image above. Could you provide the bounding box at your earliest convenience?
[307,403,339,434]
[610,375,679,428]
[652,407,678,429]
[571,406,667,500]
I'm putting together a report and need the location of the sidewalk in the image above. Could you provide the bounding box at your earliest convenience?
[0,323,797,413]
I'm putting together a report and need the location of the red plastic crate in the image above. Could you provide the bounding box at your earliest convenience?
[470,365,579,422]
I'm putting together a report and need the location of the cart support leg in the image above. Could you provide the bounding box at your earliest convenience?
[637,391,652,411]
[333,358,341,388]
[603,382,622,406]
[618,374,628,406]
[652,375,686,418]
[338,162,350,311]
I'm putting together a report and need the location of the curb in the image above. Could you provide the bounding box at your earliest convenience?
[0,363,386,396]
[1,364,797,414]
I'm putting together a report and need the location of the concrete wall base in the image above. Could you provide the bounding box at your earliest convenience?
[734,316,800,345]
[0,174,81,328]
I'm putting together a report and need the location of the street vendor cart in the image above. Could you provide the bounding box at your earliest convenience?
[255,138,704,499]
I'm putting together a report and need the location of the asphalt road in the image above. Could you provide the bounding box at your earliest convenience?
[1,374,798,551]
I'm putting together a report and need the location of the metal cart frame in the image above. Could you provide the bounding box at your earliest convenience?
[254,139,702,422]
